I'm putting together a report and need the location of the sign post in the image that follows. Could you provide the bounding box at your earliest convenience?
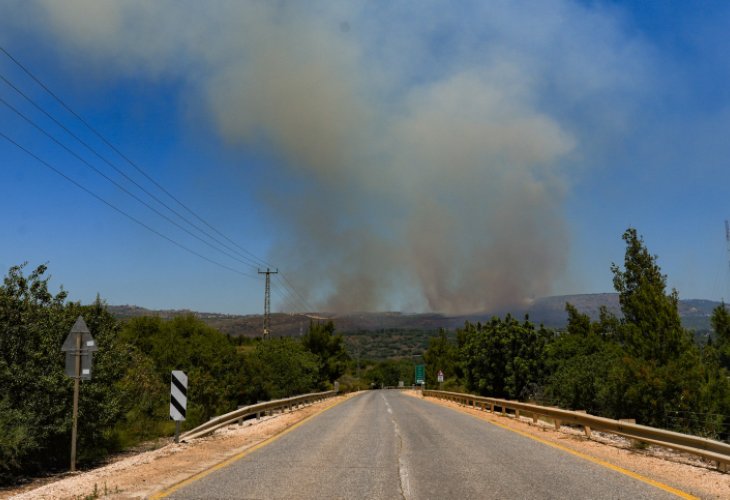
[61,316,97,472]
[170,371,188,443]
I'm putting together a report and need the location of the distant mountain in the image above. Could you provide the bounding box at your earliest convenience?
[106,293,723,337]
[499,294,720,332]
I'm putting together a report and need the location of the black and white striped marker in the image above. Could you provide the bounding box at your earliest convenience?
[170,370,187,421]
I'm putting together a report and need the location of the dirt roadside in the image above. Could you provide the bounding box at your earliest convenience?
[2,394,355,500]
[409,391,729,499]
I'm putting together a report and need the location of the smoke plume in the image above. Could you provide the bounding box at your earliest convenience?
[3,1,651,313]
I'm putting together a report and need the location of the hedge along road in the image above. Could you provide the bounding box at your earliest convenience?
[155,390,694,499]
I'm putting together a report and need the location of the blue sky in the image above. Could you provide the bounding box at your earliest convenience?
[1,1,730,315]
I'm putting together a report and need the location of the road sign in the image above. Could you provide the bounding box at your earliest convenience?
[437,370,444,383]
[62,316,98,380]
[170,371,188,444]
[170,371,188,421]
[61,315,97,472]
[415,364,425,385]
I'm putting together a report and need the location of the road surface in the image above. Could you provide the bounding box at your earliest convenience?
[165,390,685,499]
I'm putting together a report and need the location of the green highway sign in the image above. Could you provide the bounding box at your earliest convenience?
[415,364,425,385]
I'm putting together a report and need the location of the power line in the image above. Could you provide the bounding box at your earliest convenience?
[0,130,259,280]
[0,45,317,311]
[0,95,263,272]
[0,44,270,270]
[271,277,310,314]
[0,70,265,271]
[274,274,315,313]
[278,272,315,312]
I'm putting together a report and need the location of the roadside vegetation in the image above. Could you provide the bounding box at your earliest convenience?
[0,268,348,485]
[424,228,730,441]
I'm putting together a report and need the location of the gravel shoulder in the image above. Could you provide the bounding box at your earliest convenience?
[2,394,355,500]
[408,390,729,499]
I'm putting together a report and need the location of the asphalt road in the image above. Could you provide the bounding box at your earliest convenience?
[167,391,684,499]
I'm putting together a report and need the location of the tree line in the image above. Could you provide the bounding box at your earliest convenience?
[4,227,729,482]
[425,228,730,440]
[0,265,348,484]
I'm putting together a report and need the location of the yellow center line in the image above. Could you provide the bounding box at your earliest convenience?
[150,395,355,499]
[420,395,699,500]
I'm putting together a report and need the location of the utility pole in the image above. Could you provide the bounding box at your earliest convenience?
[258,268,278,339]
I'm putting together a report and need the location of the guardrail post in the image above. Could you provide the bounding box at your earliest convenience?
[583,425,592,438]
[256,411,261,420]
[532,413,538,424]
[554,419,561,431]
[490,403,494,413]
[515,409,520,419]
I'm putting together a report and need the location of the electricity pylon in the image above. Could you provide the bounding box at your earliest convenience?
[258,268,278,339]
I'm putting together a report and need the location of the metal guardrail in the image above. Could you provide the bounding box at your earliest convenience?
[179,390,337,442]
[423,389,730,471]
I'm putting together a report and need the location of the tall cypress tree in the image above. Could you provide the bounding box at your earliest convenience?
[711,302,730,370]
[611,228,690,363]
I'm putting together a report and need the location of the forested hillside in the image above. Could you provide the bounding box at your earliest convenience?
[107,295,722,343]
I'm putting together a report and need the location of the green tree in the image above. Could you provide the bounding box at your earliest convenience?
[460,316,549,399]
[119,314,246,426]
[244,338,319,400]
[363,358,414,388]
[711,302,730,369]
[545,303,627,415]
[611,228,691,362]
[608,229,706,428]
[0,264,127,481]
[301,320,350,387]
[424,328,459,387]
